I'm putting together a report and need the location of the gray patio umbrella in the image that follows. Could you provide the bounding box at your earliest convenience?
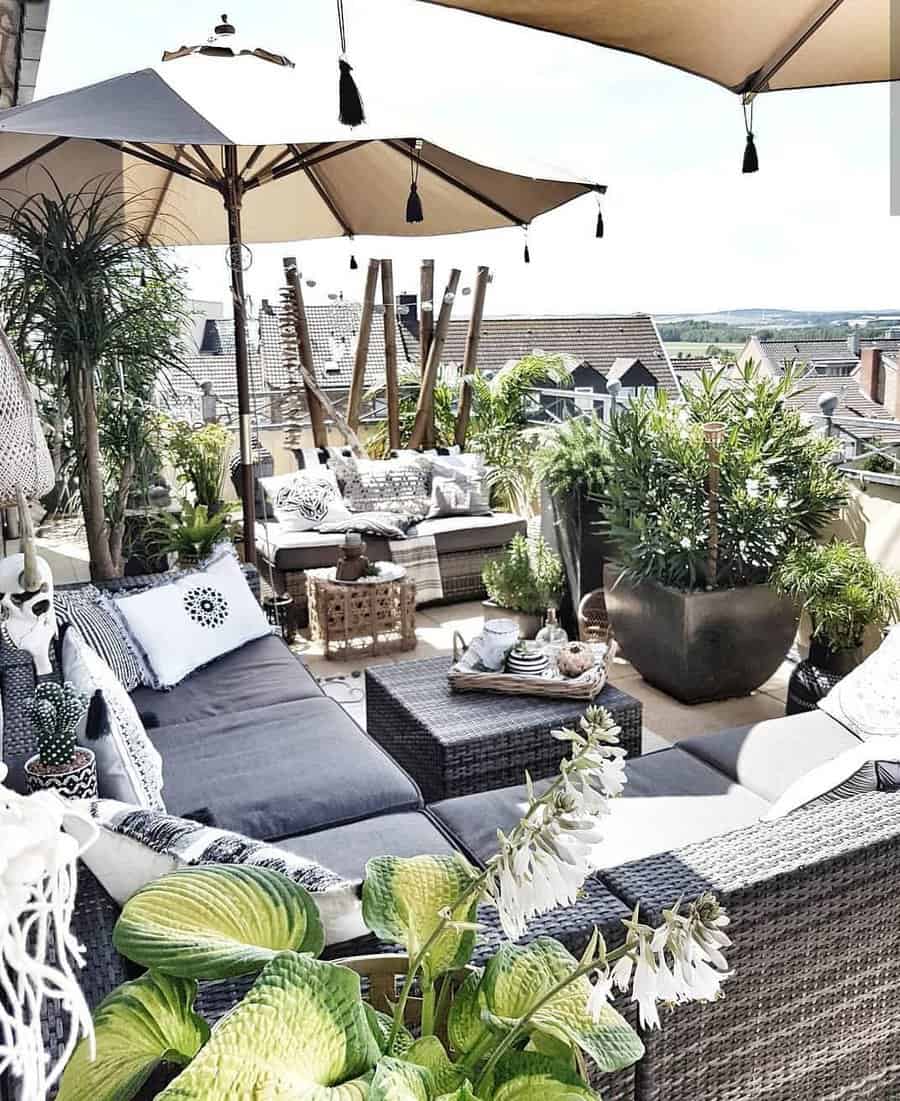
[421,0,897,170]
[0,17,602,561]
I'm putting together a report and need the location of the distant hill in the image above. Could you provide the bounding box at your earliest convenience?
[658,308,900,347]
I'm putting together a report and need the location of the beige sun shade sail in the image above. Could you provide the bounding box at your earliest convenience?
[0,65,600,247]
[421,0,896,94]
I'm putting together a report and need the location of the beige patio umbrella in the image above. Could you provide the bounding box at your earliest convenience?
[421,0,897,169]
[0,17,603,561]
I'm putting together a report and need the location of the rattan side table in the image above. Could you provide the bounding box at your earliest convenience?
[306,566,417,661]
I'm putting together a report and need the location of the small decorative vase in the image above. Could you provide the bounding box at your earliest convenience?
[335,535,370,582]
[506,642,550,676]
[25,747,97,800]
[556,641,596,678]
[536,607,568,646]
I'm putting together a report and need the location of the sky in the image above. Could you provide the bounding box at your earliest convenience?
[36,0,900,319]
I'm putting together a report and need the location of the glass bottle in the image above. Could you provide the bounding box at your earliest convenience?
[536,607,568,646]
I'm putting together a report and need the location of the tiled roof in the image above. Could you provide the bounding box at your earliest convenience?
[759,338,900,372]
[433,314,680,397]
[786,373,890,423]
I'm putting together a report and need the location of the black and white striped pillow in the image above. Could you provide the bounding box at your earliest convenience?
[55,588,143,691]
[73,800,366,946]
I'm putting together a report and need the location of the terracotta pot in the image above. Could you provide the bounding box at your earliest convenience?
[25,747,97,800]
[481,602,541,641]
[604,563,798,703]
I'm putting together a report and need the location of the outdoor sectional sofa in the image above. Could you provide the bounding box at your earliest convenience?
[2,568,900,1101]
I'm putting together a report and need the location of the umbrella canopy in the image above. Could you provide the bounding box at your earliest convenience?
[0,54,602,562]
[0,66,599,246]
[420,0,895,95]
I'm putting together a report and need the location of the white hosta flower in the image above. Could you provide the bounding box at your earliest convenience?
[0,780,97,1101]
[586,967,615,1022]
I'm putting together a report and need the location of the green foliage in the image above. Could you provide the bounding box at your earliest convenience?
[0,176,189,577]
[603,363,847,590]
[27,681,88,767]
[536,415,608,500]
[854,438,900,475]
[145,499,236,566]
[773,540,900,651]
[366,370,458,459]
[482,534,564,615]
[162,419,233,510]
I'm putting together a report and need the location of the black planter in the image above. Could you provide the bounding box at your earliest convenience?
[604,563,798,703]
[785,640,861,715]
[541,488,617,637]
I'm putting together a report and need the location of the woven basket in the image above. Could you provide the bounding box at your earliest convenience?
[337,953,468,1037]
[448,633,616,700]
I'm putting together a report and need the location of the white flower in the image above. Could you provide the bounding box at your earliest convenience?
[745,478,760,498]
[585,968,614,1022]
[679,537,692,550]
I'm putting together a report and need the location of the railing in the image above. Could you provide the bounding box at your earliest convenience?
[810,412,900,484]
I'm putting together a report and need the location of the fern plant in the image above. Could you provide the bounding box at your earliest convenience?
[773,540,900,652]
[537,415,608,500]
[483,533,564,615]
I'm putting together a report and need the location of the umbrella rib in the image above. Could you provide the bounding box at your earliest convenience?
[298,158,354,236]
[244,141,343,188]
[189,144,224,182]
[383,139,523,225]
[270,141,368,179]
[743,0,849,93]
[139,145,183,245]
[243,145,299,187]
[0,135,69,183]
[240,145,266,177]
[98,140,216,188]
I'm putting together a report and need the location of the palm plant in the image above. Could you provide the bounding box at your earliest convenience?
[365,370,457,458]
[537,414,608,500]
[0,176,189,578]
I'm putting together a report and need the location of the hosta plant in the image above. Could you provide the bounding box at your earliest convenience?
[59,709,732,1101]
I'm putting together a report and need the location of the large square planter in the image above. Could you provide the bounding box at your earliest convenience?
[604,564,798,703]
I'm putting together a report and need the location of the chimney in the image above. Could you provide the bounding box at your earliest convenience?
[397,292,419,339]
[847,330,861,357]
[859,347,883,404]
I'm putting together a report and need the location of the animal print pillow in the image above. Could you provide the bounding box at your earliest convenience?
[260,469,352,533]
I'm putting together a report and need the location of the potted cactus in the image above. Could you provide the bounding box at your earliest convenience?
[24,681,95,799]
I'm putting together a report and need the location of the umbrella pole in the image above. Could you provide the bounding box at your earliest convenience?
[223,145,257,566]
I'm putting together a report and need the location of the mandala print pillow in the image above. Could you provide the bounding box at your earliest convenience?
[260,469,351,532]
[105,545,272,690]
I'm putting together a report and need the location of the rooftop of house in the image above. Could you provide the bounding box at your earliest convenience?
[752,337,900,373]
[786,372,891,425]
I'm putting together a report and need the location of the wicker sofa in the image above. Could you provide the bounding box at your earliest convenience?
[2,570,900,1100]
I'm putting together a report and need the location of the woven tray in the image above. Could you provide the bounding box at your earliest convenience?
[448,633,617,700]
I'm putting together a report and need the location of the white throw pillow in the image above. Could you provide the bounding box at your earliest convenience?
[260,469,351,532]
[62,630,165,809]
[109,546,272,690]
[64,799,367,946]
[818,626,900,739]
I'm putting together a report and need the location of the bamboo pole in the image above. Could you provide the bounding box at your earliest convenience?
[380,258,401,452]
[282,259,364,455]
[409,268,461,450]
[453,265,490,448]
[703,422,725,589]
[419,259,434,379]
[282,258,328,449]
[348,258,380,431]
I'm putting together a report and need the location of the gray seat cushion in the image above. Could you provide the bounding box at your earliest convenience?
[256,521,391,572]
[279,811,459,882]
[130,635,322,729]
[678,709,861,804]
[430,746,770,870]
[417,512,526,554]
[150,696,422,840]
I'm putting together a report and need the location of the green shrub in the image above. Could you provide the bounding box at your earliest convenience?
[773,540,900,652]
[603,363,847,590]
[537,415,608,500]
[164,419,232,510]
[483,533,564,614]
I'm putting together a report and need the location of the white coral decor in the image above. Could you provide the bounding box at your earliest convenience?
[0,764,96,1100]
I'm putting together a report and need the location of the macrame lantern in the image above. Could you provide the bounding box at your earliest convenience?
[0,326,56,674]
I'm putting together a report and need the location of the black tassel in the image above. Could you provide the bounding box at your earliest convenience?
[406,181,424,224]
[338,58,365,127]
[85,690,108,741]
[349,253,358,270]
[524,242,531,264]
[742,131,758,174]
[596,207,604,238]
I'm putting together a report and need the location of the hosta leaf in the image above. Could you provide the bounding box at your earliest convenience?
[366,1004,414,1057]
[481,939,643,1073]
[405,1037,466,1095]
[157,953,380,1099]
[491,1052,597,1101]
[369,1056,432,1101]
[57,972,208,1101]
[113,864,324,979]
[363,855,480,979]
[447,970,493,1056]
[435,1084,479,1101]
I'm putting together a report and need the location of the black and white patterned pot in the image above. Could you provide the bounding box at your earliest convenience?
[25,748,98,800]
[506,648,550,676]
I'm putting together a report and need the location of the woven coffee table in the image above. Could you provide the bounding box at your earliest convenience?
[366,656,643,801]
[306,567,416,661]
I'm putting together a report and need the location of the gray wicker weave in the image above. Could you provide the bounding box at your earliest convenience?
[365,657,643,802]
